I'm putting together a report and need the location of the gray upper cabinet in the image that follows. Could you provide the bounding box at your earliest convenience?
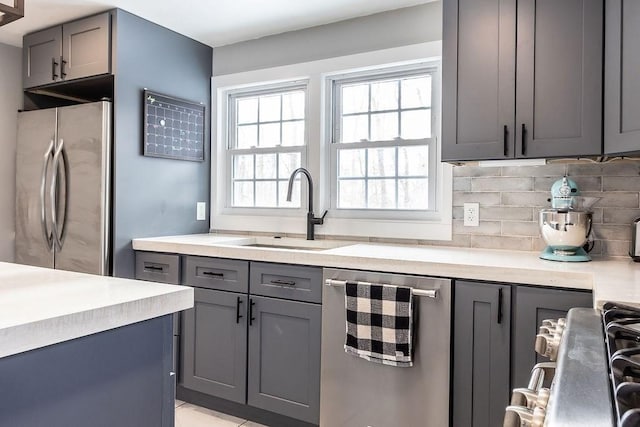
[453,281,511,427]
[247,296,321,425]
[23,12,111,89]
[442,0,603,161]
[23,26,62,89]
[442,0,516,161]
[182,288,248,404]
[604,0,640,155]
[515,0,602,158]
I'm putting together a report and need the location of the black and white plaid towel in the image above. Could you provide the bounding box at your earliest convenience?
[344,280,414,367]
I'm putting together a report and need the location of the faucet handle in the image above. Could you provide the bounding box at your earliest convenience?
[312,210,328,225]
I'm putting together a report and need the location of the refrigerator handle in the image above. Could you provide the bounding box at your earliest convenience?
[50,139,69,250]
[40,139,55,252]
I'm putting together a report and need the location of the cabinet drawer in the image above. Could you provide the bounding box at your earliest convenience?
[135,251,180,285]
[250,262,322,303]
[183,256,249,293]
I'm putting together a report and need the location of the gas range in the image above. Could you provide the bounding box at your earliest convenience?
[505,302,640,427]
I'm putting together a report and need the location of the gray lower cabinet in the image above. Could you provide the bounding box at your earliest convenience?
[442,0,603,161]
[453,281,511,427]
[604,0,640,155]
[182,288,248,404]
[453,280,592,427]
[179,259,322,424]
[247,296,321,425]
[23,12,111,88]
[511,285,592,388]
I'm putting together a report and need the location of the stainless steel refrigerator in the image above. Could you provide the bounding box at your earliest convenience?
[15,101,111,275]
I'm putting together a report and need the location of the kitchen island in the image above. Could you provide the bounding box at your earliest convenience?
[0,262,193,427]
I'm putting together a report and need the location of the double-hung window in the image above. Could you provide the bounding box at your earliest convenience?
[226,83,307,209]
[329,65,438,218]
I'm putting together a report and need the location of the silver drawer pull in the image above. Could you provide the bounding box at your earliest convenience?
[270,279,296,286]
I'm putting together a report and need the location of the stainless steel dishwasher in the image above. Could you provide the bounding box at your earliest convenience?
[320,268,451,427]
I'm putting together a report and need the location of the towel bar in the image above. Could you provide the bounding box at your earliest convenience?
[324,279,438,299]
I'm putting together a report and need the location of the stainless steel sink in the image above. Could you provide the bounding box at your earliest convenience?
[243,243,328,251]
[224,237,353,251]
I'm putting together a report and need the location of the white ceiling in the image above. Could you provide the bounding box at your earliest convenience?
[0,0,435,48]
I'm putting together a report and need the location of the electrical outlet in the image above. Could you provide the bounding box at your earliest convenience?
[196,202,206,221]
[463,203,480,227]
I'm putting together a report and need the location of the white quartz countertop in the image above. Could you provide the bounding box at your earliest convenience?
[132,233,640,308]
[0,262,193,359]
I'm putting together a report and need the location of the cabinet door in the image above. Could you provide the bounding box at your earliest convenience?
[62,13,111,81]
[516,0,603,158]
[604,0,640,154]
[453,281,511,427]
[512,286,592,388]
[182,288,247,404]
[247,296,321,425]
[23,26,62,88]
[442,0,516,161]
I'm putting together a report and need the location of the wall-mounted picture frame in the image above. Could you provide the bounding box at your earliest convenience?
[143,89,205,161]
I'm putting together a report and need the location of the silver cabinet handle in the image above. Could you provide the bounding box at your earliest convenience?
[40,139,55,252]
[51,139,69,250]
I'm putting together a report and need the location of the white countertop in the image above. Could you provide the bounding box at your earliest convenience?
[0,262,193,359]
[132,233,640,308]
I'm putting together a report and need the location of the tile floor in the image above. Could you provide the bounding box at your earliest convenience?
[175,400,268,427]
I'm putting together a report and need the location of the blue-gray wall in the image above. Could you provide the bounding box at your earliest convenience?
[112,10,212,278]
[212,2,442,76]
[0,42,22,262]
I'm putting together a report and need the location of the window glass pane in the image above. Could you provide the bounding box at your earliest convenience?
[255,153,276,179]
[338,148,365,178]
[259,123,280,147]
[237,97,258,124]
[282,121,305,146]
[368,147,396,177]
[401,109,431,140]
[342,115,368,143]
[237,125,257,149]
[370,81,398,111]
[233,154,254,179]
[255,181,277,207]
[370,112,398,141]
[279,180,301,208]
[342,84,369,114]
[368,179,396,209]
[259,95,281,122]
[278,152,301,179]
[338,180,366,208]
[282,91,305,120]
[398,146,428,176]
[398,178,428,209]
[233,181,253,207]
[401,76,431,109]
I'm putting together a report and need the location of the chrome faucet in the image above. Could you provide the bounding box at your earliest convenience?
[286,167,327,240]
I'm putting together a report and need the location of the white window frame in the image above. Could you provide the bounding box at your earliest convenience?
[326,64,440,220]
[211,41,452,240]
[225,82,308,210]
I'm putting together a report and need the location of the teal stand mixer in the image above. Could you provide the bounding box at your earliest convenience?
[539,176,598,262]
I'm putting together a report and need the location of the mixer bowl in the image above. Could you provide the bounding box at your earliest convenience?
[539,209,592,254]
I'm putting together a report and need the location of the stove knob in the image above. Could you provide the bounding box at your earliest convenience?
[535,333,554,358]
[536,387,550,409]
[531,406,546,427]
